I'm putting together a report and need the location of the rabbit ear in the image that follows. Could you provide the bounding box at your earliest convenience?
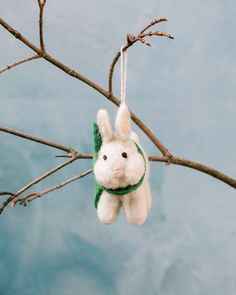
[130,131,139,143]
[97,109,113,142]
[115,103,131,140]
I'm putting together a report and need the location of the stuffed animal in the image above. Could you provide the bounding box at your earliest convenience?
[93,103,152,225]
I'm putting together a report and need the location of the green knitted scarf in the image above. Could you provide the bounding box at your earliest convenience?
[93,122,146,208]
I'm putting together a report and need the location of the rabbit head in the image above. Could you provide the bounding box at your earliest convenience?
[94,103,145,190]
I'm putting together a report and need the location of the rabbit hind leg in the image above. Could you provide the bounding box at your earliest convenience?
[122,187,148,225]
[144,181,152,210]
[97,191,121,224]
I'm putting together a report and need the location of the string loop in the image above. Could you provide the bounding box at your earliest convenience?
[120,46,128,103]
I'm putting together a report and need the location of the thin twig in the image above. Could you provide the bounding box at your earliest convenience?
[13,169,92,206]
[15,157,79,196]
[37,0,47,52]
[55,153,92,159]
[0,155,87,214]
[139,18,168,35]
[141,31,174,39]
[0,55,40,74]
[0,125,75,154]
[108,44,132,96]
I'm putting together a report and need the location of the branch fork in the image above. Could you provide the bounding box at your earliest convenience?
[127,18,174,48]
[108,18,174,100]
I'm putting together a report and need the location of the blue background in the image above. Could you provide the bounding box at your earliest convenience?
[0,0,236,294]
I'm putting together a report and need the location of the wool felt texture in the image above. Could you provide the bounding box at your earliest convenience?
[92,122,146,208]
[93,104,152,224]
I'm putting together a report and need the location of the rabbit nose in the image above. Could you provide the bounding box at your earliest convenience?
[114,169,125,178]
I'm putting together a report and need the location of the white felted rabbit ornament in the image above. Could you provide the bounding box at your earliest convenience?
[92,47,152,225]
[93,103,152,224]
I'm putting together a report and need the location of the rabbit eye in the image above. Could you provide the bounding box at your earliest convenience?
[122,152,127,158]
[103,155,107,160]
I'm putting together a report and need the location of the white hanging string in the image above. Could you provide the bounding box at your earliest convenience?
[120,45,128,104]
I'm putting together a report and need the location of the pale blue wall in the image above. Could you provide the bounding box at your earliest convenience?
[0,0,235,294]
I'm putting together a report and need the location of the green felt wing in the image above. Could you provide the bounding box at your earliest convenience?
[94,183,103,209]
[93,122,103,208]
[93,122,102,161]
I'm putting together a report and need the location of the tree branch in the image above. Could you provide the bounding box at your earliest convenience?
[139,18,168,35]
[0,17,172,157]
[12,169,92,206]
[1,152,235,214]
[50,154,236,188]
[140,31,174,39]
[0,14,235,218]
[0,18,42,55]
[0,154,90,214]
[0,0,47,76]
[0,54,40,74]
[14,157,80,196]
[0,125,75,154]
[149,156,236,189]
[37,0,47,52]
